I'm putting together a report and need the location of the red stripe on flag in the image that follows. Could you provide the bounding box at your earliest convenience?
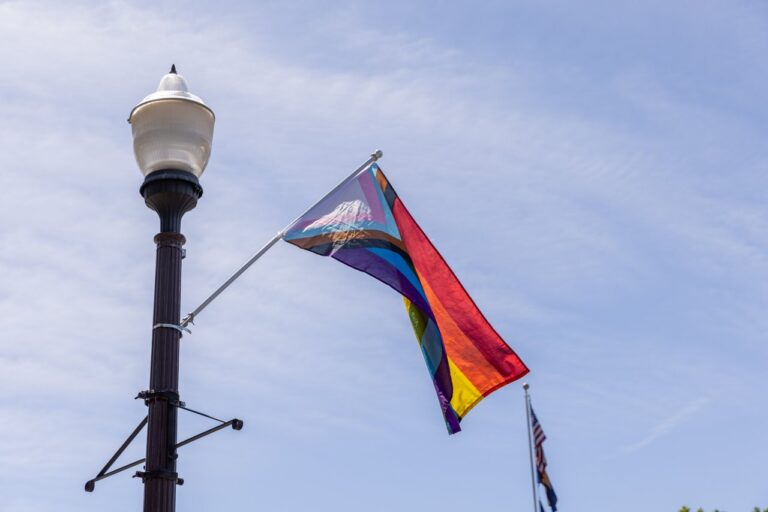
[391,197,528,393]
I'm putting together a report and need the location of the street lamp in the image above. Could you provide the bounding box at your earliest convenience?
[84,64,241,504]
[129,65,214,512]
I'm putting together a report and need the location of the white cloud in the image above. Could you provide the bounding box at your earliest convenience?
[619,396,712,454]
[0,1,766,511]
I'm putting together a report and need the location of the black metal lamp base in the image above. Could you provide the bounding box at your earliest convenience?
[140,170,203,233]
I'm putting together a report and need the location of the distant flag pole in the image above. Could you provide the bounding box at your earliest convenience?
[524,383,540,512]
[179,150,383,328]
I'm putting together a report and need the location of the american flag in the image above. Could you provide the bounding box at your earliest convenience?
[530,406,547,473]
[530,405,558,511]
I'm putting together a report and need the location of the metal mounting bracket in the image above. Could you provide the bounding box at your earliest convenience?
[85,399,243,492]
[134,469,184,486]
[135,389,185,407]
[153,323,191,336]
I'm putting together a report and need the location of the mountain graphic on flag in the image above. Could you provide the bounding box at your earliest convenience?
[302,200,377,245]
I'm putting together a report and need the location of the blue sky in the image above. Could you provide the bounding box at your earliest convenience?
[0,1,766,511]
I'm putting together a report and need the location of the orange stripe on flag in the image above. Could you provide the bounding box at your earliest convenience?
[391,198,528,397]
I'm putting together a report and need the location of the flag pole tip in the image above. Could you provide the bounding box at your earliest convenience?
[372,149,383,160]
[522,382,529,390]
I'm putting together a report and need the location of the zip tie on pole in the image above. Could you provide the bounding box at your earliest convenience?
[179,150,383,329]
[153,323,192,336]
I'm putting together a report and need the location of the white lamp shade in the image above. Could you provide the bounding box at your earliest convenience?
[129,70,215,177]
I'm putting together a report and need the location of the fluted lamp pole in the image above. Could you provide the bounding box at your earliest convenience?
[128,65,215,512]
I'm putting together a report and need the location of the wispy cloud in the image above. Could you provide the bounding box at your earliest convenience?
[619,396,712,455]
[1,1,767,511]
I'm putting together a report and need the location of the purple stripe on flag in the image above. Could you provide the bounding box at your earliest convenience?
[331,248,435,320]
[358,169,388,225]
[418,318,454,405]
[433,382,461,434]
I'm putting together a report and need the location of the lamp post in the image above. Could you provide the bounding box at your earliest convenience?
[128,66,215,512]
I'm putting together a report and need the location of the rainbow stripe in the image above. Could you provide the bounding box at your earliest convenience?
[283,164,529,433]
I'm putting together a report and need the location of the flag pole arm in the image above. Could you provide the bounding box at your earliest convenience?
[523,383,539,512]
[180,150,383,328]
[180,234,282,328]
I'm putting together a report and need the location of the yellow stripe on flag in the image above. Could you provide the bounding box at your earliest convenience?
[447,359,483,419]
